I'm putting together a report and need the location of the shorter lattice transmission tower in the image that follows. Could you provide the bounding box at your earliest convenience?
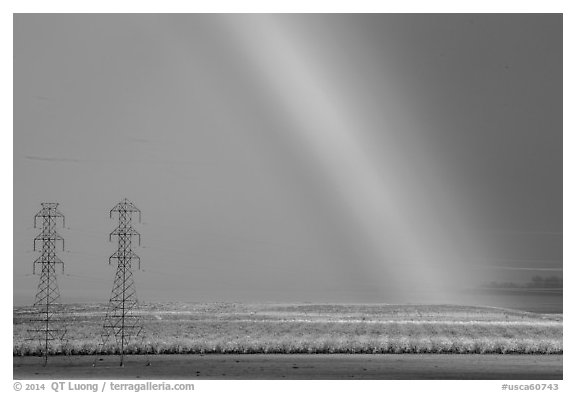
[100,198,147,366]
[28,203,67,366]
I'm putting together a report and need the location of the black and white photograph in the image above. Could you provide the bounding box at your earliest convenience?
[11,10,564,383]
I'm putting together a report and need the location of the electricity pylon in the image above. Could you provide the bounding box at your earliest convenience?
[28,203,67,366]
[100,198,145,366]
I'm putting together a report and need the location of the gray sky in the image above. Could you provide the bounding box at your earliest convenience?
[13,14,562,305]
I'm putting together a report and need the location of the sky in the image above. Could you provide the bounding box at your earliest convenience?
[13,14,562,307]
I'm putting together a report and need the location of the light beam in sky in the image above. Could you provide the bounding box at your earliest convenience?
[221,15,486,302]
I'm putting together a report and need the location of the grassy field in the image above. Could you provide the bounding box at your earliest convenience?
[13,303,562,356]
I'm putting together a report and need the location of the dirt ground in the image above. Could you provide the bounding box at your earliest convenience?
[13,354,562,380]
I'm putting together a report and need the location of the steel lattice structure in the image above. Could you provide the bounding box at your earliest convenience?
[28,203,67,366]
[100,198,144,366]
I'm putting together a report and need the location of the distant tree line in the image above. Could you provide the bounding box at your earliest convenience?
[484,275,562,289]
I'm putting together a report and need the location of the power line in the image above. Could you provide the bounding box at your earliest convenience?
[98,199,148,367]
[27,203,67,366]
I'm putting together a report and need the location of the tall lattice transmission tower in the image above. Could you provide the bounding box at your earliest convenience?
[100,198,145,366]
[28,202,67,366]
